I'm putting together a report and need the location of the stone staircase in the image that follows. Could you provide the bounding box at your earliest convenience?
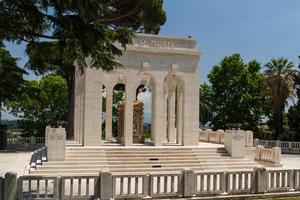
[29,146,259,176]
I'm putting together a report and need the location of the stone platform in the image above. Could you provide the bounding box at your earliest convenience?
[29,142,260,176]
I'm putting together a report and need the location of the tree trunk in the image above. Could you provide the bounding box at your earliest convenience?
[66,74,75,139]
[274,109,283,140]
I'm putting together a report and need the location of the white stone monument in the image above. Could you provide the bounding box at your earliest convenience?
[73,33,201,146]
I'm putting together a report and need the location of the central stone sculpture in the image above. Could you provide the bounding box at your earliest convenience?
[117,100,145,144]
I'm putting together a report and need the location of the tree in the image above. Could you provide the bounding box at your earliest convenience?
[263,57,297,139]
[199,83,213,126]
[287,56,300,139]
[208,54,267,134]
[0,46,26,125]
[7,74,68,136]
[0,0,166,138]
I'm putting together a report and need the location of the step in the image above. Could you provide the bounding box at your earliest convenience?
[42,158,250,166]
[36,160,257,170]
[65,152,229,157]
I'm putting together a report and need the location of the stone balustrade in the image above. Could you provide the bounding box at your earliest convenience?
[2,168,300,199]
[199,129,253,147]
[6,136,45,145]
[255,145,282,166]
[254,139,300,154]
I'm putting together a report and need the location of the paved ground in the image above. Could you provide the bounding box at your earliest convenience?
[0,151,31,176]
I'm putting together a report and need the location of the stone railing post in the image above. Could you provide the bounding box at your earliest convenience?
[217,129,224,144]
[0,176,3,200]
[272,147,281,165]
[47,127,66,161]
[143,174,150,198]
[220,172,228,195]
[45,125,50,147]
[275,140,281,147]
[30,136,36,145]
[289,169,295,191]
[253,138,259,147]
[254,167,267,194]
[100,170,112,200]
[255,145,263,161]
[4,172,17,200]
[245,130,253,147]
[181,168,195,197]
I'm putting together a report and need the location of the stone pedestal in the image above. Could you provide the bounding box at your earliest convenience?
[47,127,66,161]
[224,129,245,159]
[117,100,144,144]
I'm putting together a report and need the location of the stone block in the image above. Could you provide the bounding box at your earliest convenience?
[100,170,112,200]
[4,172,17,200]
[182,168,195,197]
[224,130,245,158]
[47,127,66,161]
[254,167,267,194]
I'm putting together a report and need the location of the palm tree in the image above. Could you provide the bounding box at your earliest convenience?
[263,57,297,139]
[199,84,213,127]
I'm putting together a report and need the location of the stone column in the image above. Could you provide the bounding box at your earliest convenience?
[182,74,199,146]
[167,88,176,143]
[82,69,102,146]
[161,85,168,143]
[123,83,135,146]
[105,86,113,141]
[152,74,166,146]
[176,89,183,145]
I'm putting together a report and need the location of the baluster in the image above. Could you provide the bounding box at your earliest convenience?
[271,172,275,188]
[28,180,32,195]
[171,176,175,193]
[164,176,168,193]
[45,179,48,198]
[232,174,236,190]
[276,172,280,188]
[78,178,81,196]
[201,175,204,191]
[86,178,89,196]
[282,172,286,188]
[120,177,124,195]
[135,177,139,194]
[157,176,161,194]
[37,179,40,198]
[238,173,243,190]
[213,174,217,191]
[207,174,211,191]
[245,173,249,189]
[128,177,131,195]
[70,179,73,197]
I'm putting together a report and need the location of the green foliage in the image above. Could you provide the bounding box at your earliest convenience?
[263,57,297,139]
[0,47,26,123]
[199,83,213,126]
[0,0,166,70]
[287,59,300,139]
[7,74,68,136]
[2,1,166,137]
[207,54,267,133]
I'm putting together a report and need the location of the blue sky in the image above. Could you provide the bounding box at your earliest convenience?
[3,0,300,119]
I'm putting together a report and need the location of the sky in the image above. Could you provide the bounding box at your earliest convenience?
[2,0,300,120]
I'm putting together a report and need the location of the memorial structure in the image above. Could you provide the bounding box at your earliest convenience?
[73,33,201,146]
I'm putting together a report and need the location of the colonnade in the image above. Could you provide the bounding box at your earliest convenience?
[73,67,198,146]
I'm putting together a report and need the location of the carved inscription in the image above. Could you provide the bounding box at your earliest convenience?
[138,38,174,48]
